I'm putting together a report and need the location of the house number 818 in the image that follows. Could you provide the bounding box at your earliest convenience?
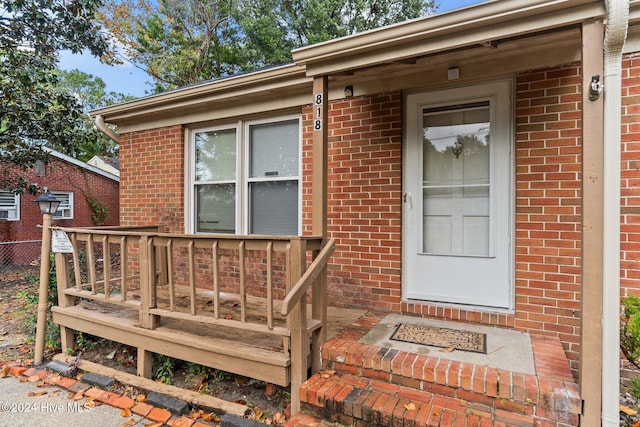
[314,93,323,130]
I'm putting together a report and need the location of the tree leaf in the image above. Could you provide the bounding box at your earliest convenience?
[404,402,417,411]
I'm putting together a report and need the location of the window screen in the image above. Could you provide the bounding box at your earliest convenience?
[0,191,19,220]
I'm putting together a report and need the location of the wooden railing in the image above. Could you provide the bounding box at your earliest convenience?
[51,225,333,415]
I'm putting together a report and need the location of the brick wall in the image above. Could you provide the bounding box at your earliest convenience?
[1,156,119,264]
[301,94,404,312]
[119,126,184,231]
[620,54,640,385]
[514,64,583,373]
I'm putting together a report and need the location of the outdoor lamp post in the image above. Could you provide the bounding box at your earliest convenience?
[34,188,60,365]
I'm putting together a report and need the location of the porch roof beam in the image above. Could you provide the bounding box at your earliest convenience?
[293,0,605,77]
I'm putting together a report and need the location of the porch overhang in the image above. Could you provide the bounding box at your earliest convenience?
[292,0,605,77]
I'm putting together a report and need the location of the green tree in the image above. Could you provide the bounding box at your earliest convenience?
[235,0,437,67]
[100,0,437,93]
[101,0,242,92]
[0,0,111,193]
[53,69,133,160]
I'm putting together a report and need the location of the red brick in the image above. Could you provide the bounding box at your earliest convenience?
[112,395,135,410]
[168,417,195,427]
[131,402,153,416]
[84,387,107,400]
[147,407,172,424]
[56,377,77,389]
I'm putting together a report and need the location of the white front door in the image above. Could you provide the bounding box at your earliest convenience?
[403,81,513,309]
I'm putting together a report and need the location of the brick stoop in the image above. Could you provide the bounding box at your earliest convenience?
[286,312,581,427]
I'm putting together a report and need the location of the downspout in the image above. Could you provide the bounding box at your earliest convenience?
[602,0,628,425]
[94,115,120,143]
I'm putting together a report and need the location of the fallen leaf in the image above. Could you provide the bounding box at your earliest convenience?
[121,408,131,417]
[404,402,417,411]
[27,391,47,397]
[27,375,40,383]
[319,369,336,379]
[72,391,84,401]
[620,404,638,416]
[143,422,163,427]
[224,314,234,320]
[0,366,9,378]
[235,399,247,405]
[135,394,146,402]
[105,350,117,360]
[121,419,136,427]
[201,412,219,422]
[273,412,286,424]
[439,346,456,353]
[253,406,264,419]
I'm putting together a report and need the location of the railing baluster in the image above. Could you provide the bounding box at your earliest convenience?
[266,241,273,330]
[239,241,246,323]
[119,236,127,302]
[188,240,196,315]
[212,240,219,319]
[87,234,96,294]
[71,233,82,290]
[168,239,175,311]
[102,235,110,298]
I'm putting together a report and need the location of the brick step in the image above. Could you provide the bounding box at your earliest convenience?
[314,325,581,426]
[294,371,536,427]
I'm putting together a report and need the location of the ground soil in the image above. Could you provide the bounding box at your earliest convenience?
[0,266,290,425]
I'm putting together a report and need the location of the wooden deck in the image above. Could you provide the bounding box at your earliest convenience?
[50,226,342,415]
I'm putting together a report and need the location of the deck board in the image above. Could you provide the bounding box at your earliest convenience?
[51,294,366,386]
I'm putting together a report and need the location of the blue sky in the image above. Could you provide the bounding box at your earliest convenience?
[58,0,484,99]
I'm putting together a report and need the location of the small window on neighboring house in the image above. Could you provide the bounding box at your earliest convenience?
[52,192,73,219]
[0,191,19,220]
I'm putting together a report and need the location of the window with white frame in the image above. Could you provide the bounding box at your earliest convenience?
[51,191,73,219]
[191,116,300,235]
[0,190,19,220]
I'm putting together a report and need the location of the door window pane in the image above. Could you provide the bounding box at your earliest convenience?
[250,181,298,235]
[196,184,236,233]
[422,102,490,256]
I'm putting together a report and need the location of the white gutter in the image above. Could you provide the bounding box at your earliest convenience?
[602,0,628,425]
[95,115,120,143]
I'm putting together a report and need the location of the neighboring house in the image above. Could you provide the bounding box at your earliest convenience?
[0,149,119,265]
[91,0,637,424]
[87,155,120,177]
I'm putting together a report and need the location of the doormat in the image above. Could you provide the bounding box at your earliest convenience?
[390,323,487,354]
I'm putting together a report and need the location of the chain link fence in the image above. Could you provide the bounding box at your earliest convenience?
[0,240,43,269]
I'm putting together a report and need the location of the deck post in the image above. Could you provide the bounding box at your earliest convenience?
[288,238,308,416]
[139,235,160,329]
[54,252,76,353]
[310,248,327,373]
[137,348,153,379]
